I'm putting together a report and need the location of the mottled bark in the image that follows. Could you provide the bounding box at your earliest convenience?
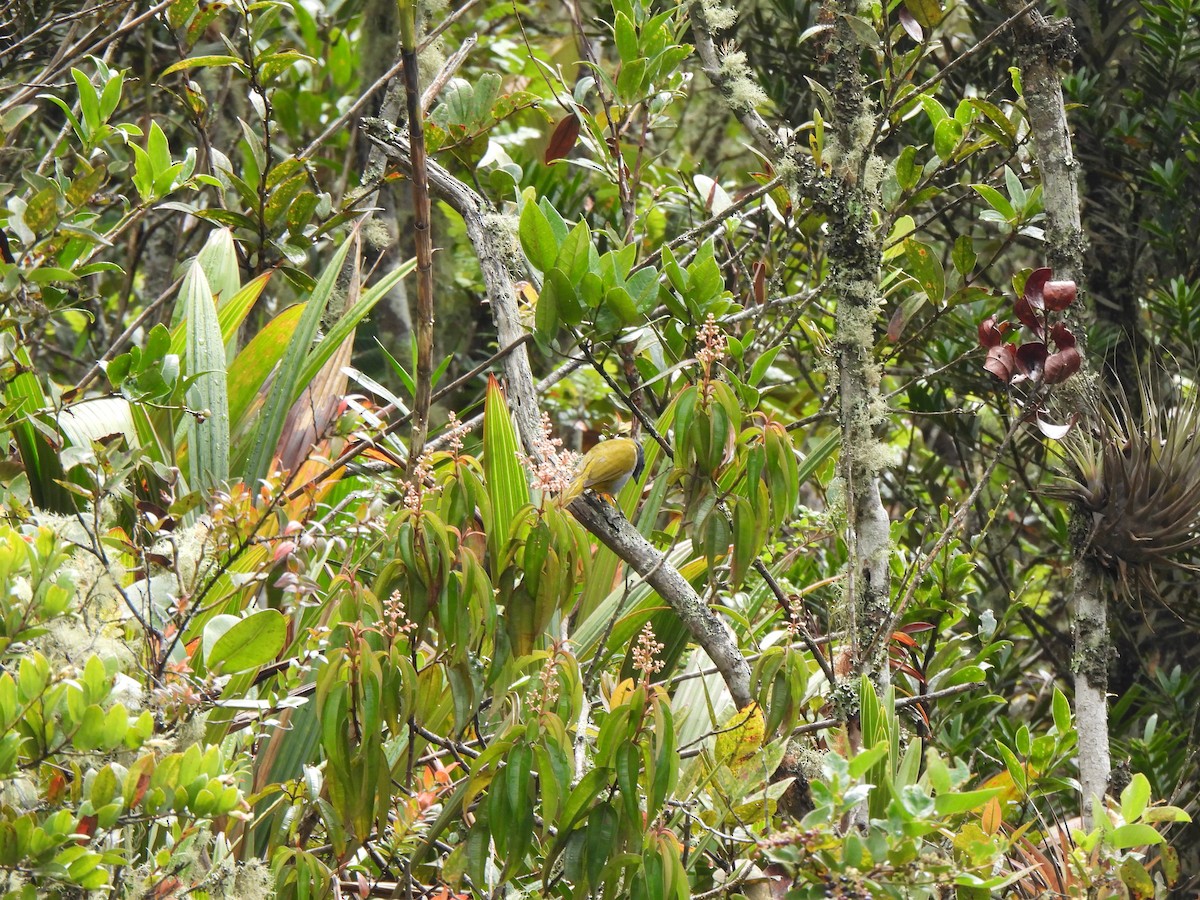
[826,5,892,695]
[1002,0,1109,823]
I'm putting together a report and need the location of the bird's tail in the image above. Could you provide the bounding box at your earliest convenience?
[558,474,584,506]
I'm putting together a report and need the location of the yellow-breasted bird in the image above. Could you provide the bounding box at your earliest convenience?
[559,437,644,505]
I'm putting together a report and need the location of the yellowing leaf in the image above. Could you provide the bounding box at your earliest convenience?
[981,795,1003,835]
[714,702,766,776]
[607,677,637,710]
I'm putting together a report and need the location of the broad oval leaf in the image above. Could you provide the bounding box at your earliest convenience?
[208,608,286,673]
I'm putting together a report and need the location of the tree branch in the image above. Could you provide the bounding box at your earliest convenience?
[363,118,754,710]
[1000,0,1107,823]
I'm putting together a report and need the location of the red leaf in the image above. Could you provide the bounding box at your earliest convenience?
[893,662,926,682]
[1049,322,1076,349]
[752,260,767,305]
[1044,346,1081,384]
[1016,341,1048,378]
[1023,266,1052,309]
[978,315,1007,348]
[131,769,152,807]
[76,814,97,838]
[898,7,923,41]
[1043,279,1077,310]
[984,344,1016,381]
[1013,293,1042,334]
[887,304,907,343]
[544,113,581,164]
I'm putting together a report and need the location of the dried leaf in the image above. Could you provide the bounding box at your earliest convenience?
[752,260,767,305]
[544,113,581,164]
[1035,413,1076,439]
[981,795,1003,834]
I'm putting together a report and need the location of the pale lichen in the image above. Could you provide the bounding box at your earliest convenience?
[483,211,522,267]
[698,0,739,31]
[718,50,769,111]
[863,155,887,197]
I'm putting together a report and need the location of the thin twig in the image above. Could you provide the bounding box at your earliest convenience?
[397,4,436,473]
[897,0,1042,111]
[421,34,476,114]
[678,680,986,757]
[637,175,783,273]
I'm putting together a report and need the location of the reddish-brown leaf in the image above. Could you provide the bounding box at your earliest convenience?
[752,260,767,305]
[898,7,923,41]
[1044,346,1081,384]
[76,814,97,838]
[978,315,1007,348]
[1023,266,1052,309]
[544,113,581,164]
[1016,341,1048,378]
[984,344,1016,381]
[1043,279,1077,310]
[132,769,152,807]
[1049,322,1076,349]
[887,304,908,343]
[1013,294,1042,334]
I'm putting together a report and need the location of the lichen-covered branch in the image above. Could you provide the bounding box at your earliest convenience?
[825,6,892,695]
[569,498,753,709]
[1000,0,1108,820]
[362,118,753,711]
[687,2,822,202]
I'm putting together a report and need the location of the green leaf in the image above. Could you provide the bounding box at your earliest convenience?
[934,787,1003,816]
[904,0,944,27]
[482,375,529,565]
[951,234,976,277]
[972,184,1015,222]
[944,664,986,686]
[227,303,304,439]
[555,220,593,283]
[182,260,230,491]
[1141,806,1192,823]
[1051,686,1070,734]
[605,286,638,325]
[519,196,558,271]
[1108,823,1163,849]
[934,117,963,160]
[71,69,100,137]
[1120,772,1150,823]
[160,55,245,76]
[245,234,353,486]
[209,609,286,673]
[903,238,945,304]
[848,740,889,779]
[614,12,638,62]
[294,256,416,391]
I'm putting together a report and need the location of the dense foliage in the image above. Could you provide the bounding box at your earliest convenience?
[0,0,1197,897]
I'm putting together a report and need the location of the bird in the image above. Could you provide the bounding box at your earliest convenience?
[559,437,644,506]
